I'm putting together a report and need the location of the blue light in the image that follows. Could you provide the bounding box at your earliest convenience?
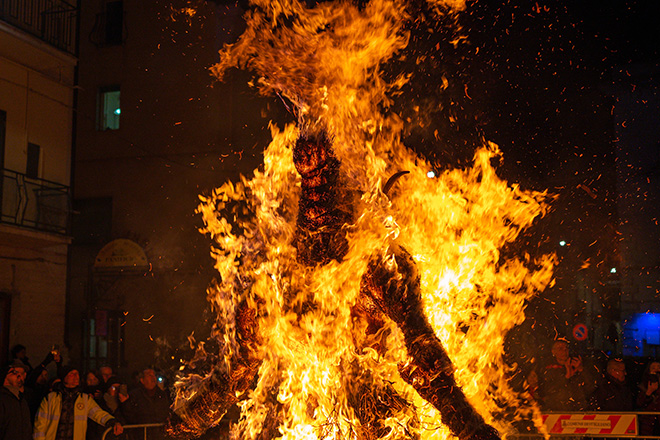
[427,170,436,178]
[633,313,660,330]
[623,313,660,356]
[559,240,566,247]
[114,108,121,115]
[610,267,617,274]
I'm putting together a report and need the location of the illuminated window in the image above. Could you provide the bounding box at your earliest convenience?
[99,87,120,130]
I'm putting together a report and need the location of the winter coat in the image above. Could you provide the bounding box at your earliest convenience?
[0,386,32,440]
[33,390,115,440]
[590,375,634,411]
[122,386,171,440]
[122,386,170,424]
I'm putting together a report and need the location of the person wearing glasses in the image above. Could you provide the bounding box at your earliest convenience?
[0,359,32,439]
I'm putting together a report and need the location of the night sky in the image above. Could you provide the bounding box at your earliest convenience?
[393,0,658,304]
[203,0,659,350]
[366,0,658,354]
[399,0,659,175]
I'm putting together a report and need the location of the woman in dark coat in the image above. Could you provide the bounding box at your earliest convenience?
[637,360,660,436]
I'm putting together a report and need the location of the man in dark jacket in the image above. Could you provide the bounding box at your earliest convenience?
[591,358,634,411]
[123,368,171,440]
[0,359,32,440]
[540,339,596,411]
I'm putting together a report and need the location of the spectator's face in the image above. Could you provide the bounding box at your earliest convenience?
[140,369,157,391]
[551,341,569,363]
[86,372,100,386]
[36,369,49,385]
[650,362,660,375]
[608,362,626,383]
[64,370,80,388]
[100,367,113,382]
[4,367,27,388]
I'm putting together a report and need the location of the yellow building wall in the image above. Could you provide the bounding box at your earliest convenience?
[0,22,76,363]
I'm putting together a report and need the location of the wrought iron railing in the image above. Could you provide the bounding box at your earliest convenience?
[0,168,71,235]
[0,0,78,55]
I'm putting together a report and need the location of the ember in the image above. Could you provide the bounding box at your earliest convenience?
[168,0,556,438]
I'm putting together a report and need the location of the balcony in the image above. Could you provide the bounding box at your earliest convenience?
[0,0,78,55]
[0,168,71,236]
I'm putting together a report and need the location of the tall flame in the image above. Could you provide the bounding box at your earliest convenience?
[177,0,555,438]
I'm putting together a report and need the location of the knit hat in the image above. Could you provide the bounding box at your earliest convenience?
[8,358,28,371]
[58,365,79,380]
[1,359,28,385]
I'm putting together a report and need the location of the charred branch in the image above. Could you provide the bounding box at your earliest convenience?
[360,245,500,440]
[293,131,354,265]
[166,302,262,439]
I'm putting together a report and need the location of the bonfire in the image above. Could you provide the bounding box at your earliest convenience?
[167,0,555,438]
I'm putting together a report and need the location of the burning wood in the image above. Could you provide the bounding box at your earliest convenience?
[361,245,499,440]
[168,0,556,437]
[168,131,502,440]
[167,301,262,438]
[293,130,354,266]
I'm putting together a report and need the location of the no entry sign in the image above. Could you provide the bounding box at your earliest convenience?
[573,323,588,341]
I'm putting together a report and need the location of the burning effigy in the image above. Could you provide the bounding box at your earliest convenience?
[167,0,556,439]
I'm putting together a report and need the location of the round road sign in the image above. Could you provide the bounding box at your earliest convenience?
[573,323,588,341]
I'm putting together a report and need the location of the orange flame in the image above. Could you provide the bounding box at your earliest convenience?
[177,0,556,438]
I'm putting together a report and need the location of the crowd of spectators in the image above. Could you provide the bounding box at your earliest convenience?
[0,344,172,440]
[4,340,660,439]
[524,338,660,436]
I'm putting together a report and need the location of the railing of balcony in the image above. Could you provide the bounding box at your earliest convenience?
[0,168,71,235]
[0,0,78,55]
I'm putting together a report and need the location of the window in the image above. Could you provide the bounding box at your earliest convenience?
[0,110,5,215]
[0,110,6,170]
[84,309,125,372]
[105,1,124,45]
[89,0,124,47]
[0,293,10,368]
[26,143,40,179]
[99,87,120,130]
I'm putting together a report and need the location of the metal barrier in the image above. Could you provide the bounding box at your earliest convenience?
[100,415,660,440]
[506,412,660,440]
[101,423,164,440]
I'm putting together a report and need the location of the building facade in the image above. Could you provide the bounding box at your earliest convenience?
[71,0,280,376]
[0,0,77,366]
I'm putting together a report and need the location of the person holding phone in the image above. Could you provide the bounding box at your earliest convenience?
[637,361,660,435]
